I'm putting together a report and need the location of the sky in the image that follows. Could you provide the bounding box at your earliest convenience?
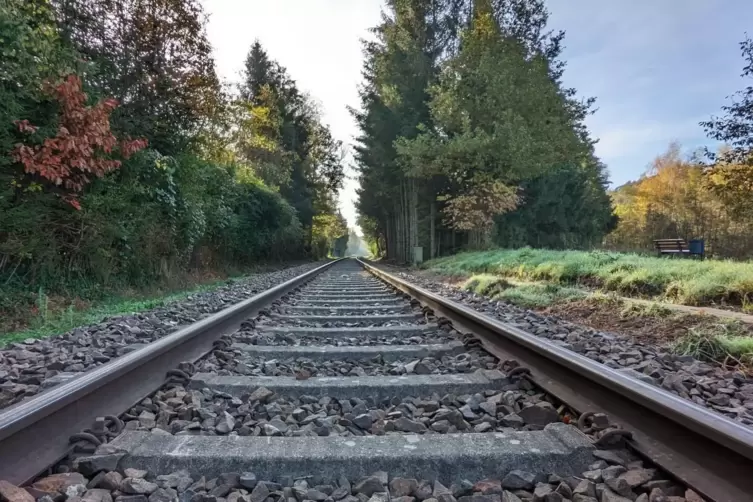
[201,0,753,231]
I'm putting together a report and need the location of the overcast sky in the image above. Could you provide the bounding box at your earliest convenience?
[201,0,753,231]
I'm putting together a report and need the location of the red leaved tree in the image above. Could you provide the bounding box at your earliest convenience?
[12,74,147,209]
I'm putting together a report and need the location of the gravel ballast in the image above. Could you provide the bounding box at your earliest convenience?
[379,265,753,428]
[13,260,703,502]
[0,262,323,409]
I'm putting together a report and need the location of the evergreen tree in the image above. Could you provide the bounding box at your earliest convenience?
[354,0,611,260]
[238,41,345,253]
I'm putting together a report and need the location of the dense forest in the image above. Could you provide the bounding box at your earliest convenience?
[0,0,347,321]
[353,0,616,262]
[354,0,753,262]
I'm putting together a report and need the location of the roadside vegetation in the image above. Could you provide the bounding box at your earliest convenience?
[672,322,753,371]
[461,274,586,308]
[0,0,349,332]
[456,268,753,372]
[426,248,753,307]
[0,274,243,346]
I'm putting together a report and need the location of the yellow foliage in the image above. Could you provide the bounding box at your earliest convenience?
[606,143,753,257]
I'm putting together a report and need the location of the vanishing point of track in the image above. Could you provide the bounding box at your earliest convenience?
[1,259,752,502]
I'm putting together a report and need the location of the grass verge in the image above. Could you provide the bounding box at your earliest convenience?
[0,275,243,347]
[424,247,753,307]
[671,322,753,370]
[462,273,586,308]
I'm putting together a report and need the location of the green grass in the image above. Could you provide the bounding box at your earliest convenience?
[614,299,675,319]
[0,277,241,347]
[461,273,586,308]
[672,321,753,368]
[424,248,753,307]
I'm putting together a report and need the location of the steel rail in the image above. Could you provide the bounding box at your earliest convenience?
[0,259,341,485]
[359,259,753,502]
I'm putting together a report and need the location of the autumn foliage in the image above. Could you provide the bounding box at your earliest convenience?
[12,74,147,208]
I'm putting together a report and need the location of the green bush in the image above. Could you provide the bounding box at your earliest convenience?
[0,150,306,328]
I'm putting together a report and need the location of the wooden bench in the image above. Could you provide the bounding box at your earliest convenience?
[653,238,704,259]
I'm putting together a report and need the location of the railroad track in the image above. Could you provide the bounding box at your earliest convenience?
[1,259,753,502]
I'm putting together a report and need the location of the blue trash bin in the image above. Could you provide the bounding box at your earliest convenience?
[688,239,704,257]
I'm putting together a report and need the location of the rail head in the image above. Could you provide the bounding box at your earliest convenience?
[0,258,341,484]
[358,259,753,502]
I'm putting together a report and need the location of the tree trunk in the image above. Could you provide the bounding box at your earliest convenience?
[430,200,436,260]
[396,196,404,263]
[410,178,418,264]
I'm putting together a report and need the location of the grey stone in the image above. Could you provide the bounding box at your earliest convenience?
[372,471,389,486]
[305,490,328,502]
[501,471,536,491]
[478,402,496,416]
[458,495,500,502]
[582,471,602,484]
[239,474,258,491]
[618,469,654,489]
[499,414,525,428]
[122,479,159,495]
[415,481,432,501]
[500,493,521,502]
[338,477,351,495]
[473,423,493,433]
[149,489,178,502]
[573,481,596,499]
[247,387,274,404]
[139,411,157,429]
[592,450,627,466]
[353,414,374,429]
[83,489,113,502]
[156,472,193,492]
[354,478,384,497]
[389,479,418,497]
[74,453,125,476]
[331,487,350,500]
[216,412,235,434]
[124,469,148,479]
[604,479,632,499]
[96,472,124,492]
[249,483,269,502]
[554,482,572,500]
[532,483,553,501]
[431,421,450,433]
[218,474,240,489]
[432,481,450,497]
[471,480,501,495]
[599,488,632,502]
[601,466,626,482]
[116,496,148,502]
[209,485,232,498]
[394,417,427,433]
[367,493,390,502]
[67,484,90,499]
[517,404,559,427]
